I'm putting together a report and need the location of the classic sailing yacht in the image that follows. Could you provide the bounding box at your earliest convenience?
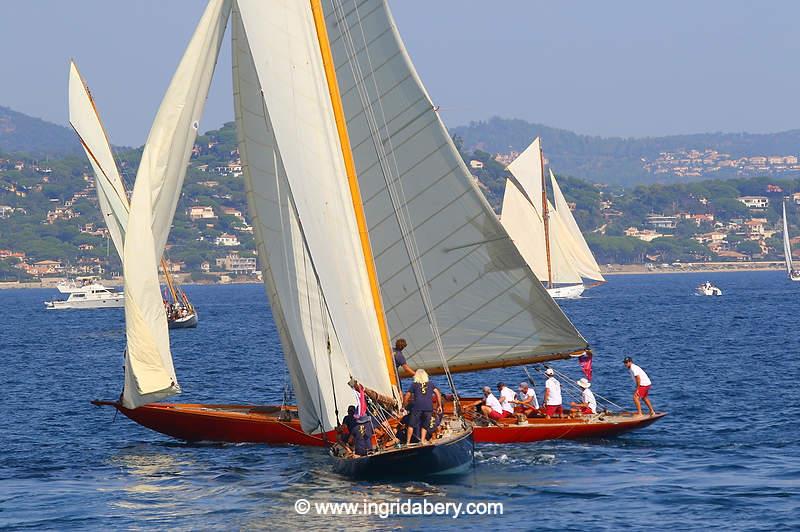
[94,0,663,447]
[69,61,197,328]
[501,138,605,298]
[782,199,800,281]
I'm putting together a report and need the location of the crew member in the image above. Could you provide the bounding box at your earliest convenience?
[543,368,563,418]
[513,381,540,416]
[393,338,414,378]
[624,356,655,416]
[497,382,516,418]
[404,369,434,444]
[570,378,597,416]
[348,416,375,456]
[479,386,505,422]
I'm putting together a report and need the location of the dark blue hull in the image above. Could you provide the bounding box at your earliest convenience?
[331,427,474,480]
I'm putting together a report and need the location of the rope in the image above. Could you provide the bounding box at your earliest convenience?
[532,365,625,411]
[330,0,460,408]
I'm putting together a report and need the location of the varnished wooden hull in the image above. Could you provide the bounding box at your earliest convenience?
[92,400,664,446]
[91,401,333,446]
[331,427,474,480]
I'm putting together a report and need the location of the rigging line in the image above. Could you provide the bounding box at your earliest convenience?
[331,0,458,404]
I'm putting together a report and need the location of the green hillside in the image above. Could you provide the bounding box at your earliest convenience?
[0,106,80,157]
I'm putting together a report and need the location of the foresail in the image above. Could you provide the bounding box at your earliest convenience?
[121,0,230,408]
[550,171,606,283]
[322,0,587,373]
[232,4,362,433]
[783,201,793,274]
[68,61,128,257]
[136,0,231,257]
[235,1,393,416]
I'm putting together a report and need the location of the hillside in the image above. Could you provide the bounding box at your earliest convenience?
[0,106,80,157]
[451,117,800,186]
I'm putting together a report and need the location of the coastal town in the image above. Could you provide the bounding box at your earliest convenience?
[4,122,800,284]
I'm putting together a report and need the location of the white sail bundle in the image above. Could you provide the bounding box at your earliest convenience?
[320,0,587,374]
[68,62,129,257]
[233,0,393,432]
[121,0,231,408]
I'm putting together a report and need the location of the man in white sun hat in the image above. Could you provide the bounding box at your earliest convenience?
[542,367,563,418]
[570,378,597,416]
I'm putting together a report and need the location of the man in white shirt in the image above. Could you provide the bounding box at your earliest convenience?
[542,368,563,418]
[513,381,539,416]
[497,382,516,418]
[570,378,597,416]
[479,386,505,422]
[624,357,655,416]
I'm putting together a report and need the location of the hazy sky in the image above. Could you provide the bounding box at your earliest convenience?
[2,1,799,146]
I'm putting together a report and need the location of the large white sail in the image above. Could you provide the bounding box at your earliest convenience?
[322,0,587,374]
[506,137,544,211]
[137,0,231,257]
[68,61,128,257]
[501,179,583,285]
[550,170,605,283]
[234,1,393,431]
[121,0,231,408]
[783,200,794,275]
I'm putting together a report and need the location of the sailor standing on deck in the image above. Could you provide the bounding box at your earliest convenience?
[404,369,434,444]
[348,416,375,456]
[542,368,563,418]
[624,357,656,416]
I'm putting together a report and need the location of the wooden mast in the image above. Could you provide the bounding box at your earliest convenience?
[540,141,553,288]
[309,0,400,393]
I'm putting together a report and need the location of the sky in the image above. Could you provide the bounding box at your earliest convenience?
[2,0,799,146]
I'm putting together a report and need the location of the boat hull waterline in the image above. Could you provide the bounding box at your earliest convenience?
[93,400,665,445]
[546,283,585,299]
[168,312,199,329]
[331,428,474,480]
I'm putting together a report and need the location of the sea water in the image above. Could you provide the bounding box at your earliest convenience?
[1,271,798,530]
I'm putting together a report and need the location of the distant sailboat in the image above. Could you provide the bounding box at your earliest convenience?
[782,199,800,281]
[501,138,605,298]
[69,61,198,328]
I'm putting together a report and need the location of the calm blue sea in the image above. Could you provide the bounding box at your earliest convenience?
[1,272,799,530]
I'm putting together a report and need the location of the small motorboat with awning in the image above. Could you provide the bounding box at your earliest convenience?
[696,281,722,296]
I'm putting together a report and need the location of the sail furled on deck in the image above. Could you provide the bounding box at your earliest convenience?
[321,0,587,374]
[234,0,393,431]
[549,171,605,283]
[783,201,794,275]
[121,0,231,408]
[68,61,128,257]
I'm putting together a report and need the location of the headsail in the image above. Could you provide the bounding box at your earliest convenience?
[550,170,605,283]
[121,0,231,408]
[234,0,393,432]
[783,200,794,275]
[68,61,128,256]
[322,0,587,374]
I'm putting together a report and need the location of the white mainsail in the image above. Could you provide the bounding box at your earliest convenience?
[501,178,583,285]
[68,61,128,256]
[550,170,605,283]
[322,0,587,374]
[234,0,393,432]
[783,200,794,276]
[121,0,231,408]
[506,137,545,211]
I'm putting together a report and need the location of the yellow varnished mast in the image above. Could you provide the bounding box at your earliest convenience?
[540,142,553,289]
[309,0,400,393]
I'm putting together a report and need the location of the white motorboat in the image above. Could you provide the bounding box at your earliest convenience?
[696,282,722,296]
[56,276,104,294]
[46,282,124,309]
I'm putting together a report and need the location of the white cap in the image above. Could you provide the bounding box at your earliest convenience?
[545,368,554,376]
[576,378,591,389]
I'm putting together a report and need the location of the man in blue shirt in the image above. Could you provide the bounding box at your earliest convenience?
[349,416,375,456]
[393,338,414,378]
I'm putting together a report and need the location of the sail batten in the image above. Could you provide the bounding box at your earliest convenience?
[322,0,587,372]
